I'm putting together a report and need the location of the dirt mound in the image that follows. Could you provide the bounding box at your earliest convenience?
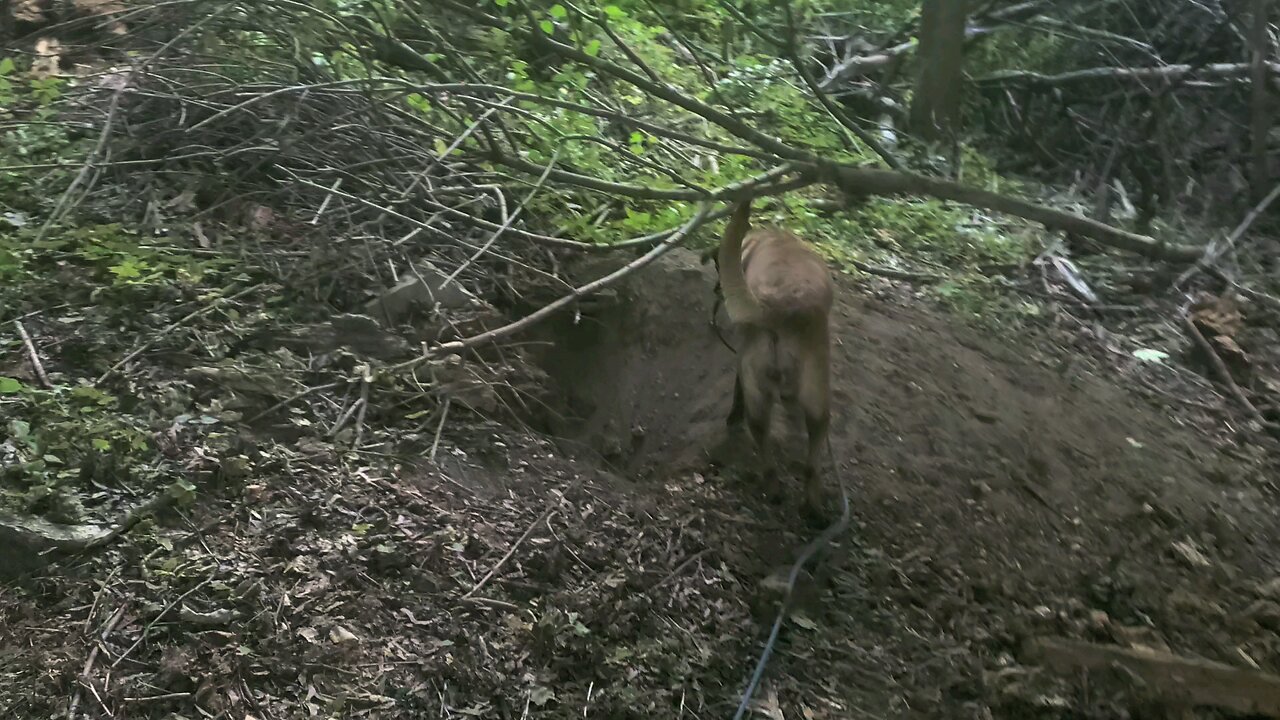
[5,250,1279,720]
[531,249,1280,716]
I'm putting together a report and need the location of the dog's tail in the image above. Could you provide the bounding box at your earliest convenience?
[717,199,766,326]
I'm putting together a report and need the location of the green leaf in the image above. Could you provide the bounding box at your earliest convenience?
[0,376,22,394]
[92,438,111,451]
[494,0,509,6]
[109,259,144,280]
[539,20,554,34]
[603,5,623,19]
[9,419,31,439]
[584,39,601,57]
[548,4,566,18]
[0,58,14,76]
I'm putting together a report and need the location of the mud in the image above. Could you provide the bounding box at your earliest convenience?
[531,248,1280,717]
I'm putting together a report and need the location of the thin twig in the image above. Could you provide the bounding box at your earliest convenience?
[429,397,451,463]
[68,605,126,720]
[648,549,709,594]
[1181,311,1279,435]
[245,381,345,424]
[13,321,53,389]
[111,576,216,670]
[1175,180,1280,289]
[352,377,372,448]
[850,260,944,282]
[391,200,718,372]
[440,146,563,289]
[96,284,266,385]
[38,5,232,241]
[463,510,559,600]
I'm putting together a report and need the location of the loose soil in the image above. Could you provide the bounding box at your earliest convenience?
[3,249,1279,719]
[533,249,1280,716]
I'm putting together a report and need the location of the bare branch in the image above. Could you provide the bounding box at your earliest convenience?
[822,166,1202,261]
[399,202,715,366]
[975,62,1280,89]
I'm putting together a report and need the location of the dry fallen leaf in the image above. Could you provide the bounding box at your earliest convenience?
[754,686,786,720]
[330,625,359,644]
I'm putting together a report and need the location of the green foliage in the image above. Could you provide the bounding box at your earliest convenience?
[1,223,232,316]
[0,57,84,217]
[966,28,1066,78]
[1,380,158,523]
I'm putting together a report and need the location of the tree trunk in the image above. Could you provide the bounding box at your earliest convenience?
[1249,0,1272,200]
[910,0,969,140]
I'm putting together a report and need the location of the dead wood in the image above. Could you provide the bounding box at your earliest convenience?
[824,166,1202,261]
[438,0,1204,263]
[1249,0,1272,198]
[1024,636,1280,717]
[1180,310,1279,436]
[976,62,1280,89]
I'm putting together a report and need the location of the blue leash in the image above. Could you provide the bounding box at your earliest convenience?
[730,441,852,720]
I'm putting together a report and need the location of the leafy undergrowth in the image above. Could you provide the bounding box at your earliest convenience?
[4,7,1280,718]
[1,424,803,718]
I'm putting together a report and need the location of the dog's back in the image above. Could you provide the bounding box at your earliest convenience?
[719,207,834,516]
[741,227,834,324]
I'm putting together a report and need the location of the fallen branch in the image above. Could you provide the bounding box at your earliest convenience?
[850,260,944,282]
[393,200,716,368]
[431,4,1204,262]
[975,62,1280,89]
[13,321,52,389]
[1175,180,1280,288]
[195,58,1200,264]
[818,0,1058,89]
[67,606,127,720]
[1181,311,1280,436]
[722,0,903,170]
[97,283,268,385]
[1024,636,1280,717]
[463,510,558,600]
[822,165,1202,261]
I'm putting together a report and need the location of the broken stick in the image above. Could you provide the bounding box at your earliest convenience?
[1024,636,1280,717]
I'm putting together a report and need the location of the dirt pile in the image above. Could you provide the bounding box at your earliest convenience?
[3,249,1279,719]
[532,249,1280,716]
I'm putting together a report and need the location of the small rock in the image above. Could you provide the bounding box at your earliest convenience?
[1170,540,1212,569]
[1256,577,1280,600]
[364,261,478,323]
[1245,600,1280,632]
[1087,609,1110,631]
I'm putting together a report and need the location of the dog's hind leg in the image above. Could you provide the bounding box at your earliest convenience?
[798,327,831,520]
[726,371,746,428]
[739,331,779,496]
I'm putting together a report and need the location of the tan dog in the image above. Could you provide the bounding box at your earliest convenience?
[717,199,834,514]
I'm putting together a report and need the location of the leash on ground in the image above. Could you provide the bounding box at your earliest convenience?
[730,438,852,720]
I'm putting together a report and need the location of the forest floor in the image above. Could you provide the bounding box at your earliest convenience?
[4,239,1280,720]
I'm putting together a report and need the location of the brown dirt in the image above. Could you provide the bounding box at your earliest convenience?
[4,250,1280,720]
[530,248,1280,717]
